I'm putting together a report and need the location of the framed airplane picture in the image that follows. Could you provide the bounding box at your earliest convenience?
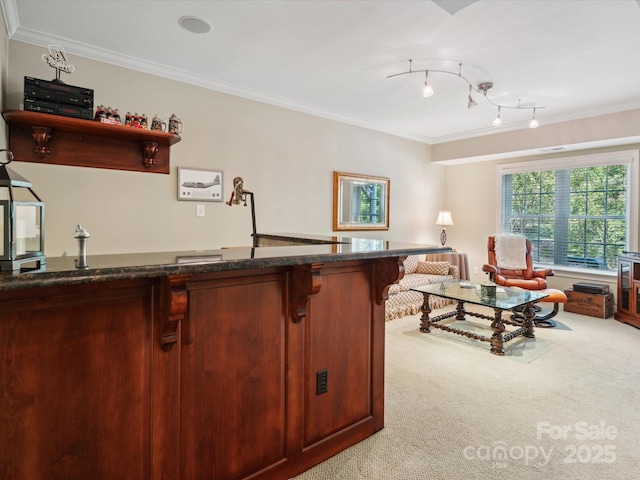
[178,167,223,202]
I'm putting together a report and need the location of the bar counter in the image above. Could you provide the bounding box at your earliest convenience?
[0,233,449,480]
[0,233,451,290]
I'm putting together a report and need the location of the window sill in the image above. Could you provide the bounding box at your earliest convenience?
[539,265,616,282]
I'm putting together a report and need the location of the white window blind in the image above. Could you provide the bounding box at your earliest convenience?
[497,150,639,271]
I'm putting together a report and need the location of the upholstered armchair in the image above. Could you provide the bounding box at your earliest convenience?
[482,234,567,328]
[482,235,554,289]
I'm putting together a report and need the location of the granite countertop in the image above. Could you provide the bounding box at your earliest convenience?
[0,233,452,291]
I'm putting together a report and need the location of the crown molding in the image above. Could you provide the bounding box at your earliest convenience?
[5,5,640,148]
[6,23,435,145]
[1,0,18,36]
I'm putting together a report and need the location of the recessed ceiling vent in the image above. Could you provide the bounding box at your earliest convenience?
[179,16,212,34]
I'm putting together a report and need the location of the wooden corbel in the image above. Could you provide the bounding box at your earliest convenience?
[160,274,191,351]
[142,141,159,168]
[31,126,51,158]
[373,256,405,305]
[290,263,323,323]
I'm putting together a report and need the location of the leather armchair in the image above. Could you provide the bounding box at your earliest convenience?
[482,235,554,290]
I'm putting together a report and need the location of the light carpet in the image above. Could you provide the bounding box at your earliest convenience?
[293,305,640,479]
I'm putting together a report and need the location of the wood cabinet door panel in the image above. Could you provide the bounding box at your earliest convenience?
[0,286,153,480]
[182,274,288,479]
[305,265,373,445]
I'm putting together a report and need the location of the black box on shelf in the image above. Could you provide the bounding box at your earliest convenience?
[24,97,93,120]
[572,282,610,295]
[24,76,94,108]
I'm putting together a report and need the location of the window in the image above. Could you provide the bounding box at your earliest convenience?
[498,151,638,272]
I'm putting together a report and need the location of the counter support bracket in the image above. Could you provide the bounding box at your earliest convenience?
[290,263,323,323]
[374,256,406,305]
[160,274,191,351]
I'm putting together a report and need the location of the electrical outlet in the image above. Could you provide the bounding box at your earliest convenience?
[196,204,205,217]
[316,369,328,395]
[473,266,479,275]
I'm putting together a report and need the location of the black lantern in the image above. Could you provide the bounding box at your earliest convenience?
[0,149,45,272]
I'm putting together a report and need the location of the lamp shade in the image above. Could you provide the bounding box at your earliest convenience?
[436,211,454,226]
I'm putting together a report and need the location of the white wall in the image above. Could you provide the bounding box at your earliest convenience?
[3,40,446,256]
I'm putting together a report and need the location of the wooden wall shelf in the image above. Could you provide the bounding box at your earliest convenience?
[2,110,181,174]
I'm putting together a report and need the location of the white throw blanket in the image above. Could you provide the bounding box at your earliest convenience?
[494,234,527,270]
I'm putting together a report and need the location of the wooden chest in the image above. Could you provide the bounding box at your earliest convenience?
[564,289,614,318]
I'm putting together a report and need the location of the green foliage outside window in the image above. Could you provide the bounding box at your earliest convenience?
[503,164,627,270]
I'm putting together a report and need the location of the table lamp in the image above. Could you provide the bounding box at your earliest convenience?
[436,211,454,246]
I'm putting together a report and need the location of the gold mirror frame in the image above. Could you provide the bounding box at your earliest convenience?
[333,171,390,231]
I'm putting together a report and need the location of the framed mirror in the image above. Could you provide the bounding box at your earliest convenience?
[333,171,390,231]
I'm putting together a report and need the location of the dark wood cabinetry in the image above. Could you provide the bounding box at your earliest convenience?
[615,254,640,328]
[0,279,156,479]
[2,110,181,174]
[0,257,401,479]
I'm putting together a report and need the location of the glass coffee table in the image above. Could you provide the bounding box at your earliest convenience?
[410,281,549,356]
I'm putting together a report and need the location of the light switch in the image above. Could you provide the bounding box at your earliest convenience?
[196,204,205,217]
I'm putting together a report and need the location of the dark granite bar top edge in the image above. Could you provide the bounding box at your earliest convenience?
[255,233,352,244]
[0,233,453,291]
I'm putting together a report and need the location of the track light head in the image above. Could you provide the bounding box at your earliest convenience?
[529,108,539,128]
[492,106,502,127]
[467,85,477,109]
[423,71,434,97]
[423,82,434,97]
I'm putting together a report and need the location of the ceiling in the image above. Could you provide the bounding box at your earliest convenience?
[3,0,640,144]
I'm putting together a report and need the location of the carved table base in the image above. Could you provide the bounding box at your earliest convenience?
[419,294,536,356]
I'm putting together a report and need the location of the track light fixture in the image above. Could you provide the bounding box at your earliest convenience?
[492,106,502,127]
[529,107,539,129]
[388,59,545,128]
[467,85,477,109]
[423,70,434,97]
